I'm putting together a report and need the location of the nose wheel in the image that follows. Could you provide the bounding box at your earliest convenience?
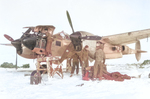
[30,70,42,85]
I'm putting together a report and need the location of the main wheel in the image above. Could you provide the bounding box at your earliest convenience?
[30,70,42,85]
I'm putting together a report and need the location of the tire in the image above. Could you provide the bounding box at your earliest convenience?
[30,70,42,85]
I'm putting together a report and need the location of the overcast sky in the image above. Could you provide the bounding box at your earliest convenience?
[0,0,150,67]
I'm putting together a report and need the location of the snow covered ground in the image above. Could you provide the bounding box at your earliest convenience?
[1,65,150,99]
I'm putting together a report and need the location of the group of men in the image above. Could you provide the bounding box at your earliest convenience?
[67,41,106,81]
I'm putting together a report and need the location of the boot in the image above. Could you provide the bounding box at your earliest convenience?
[99,77,103,81]
[70,73,73,77]
[82,71,90,81]
[91,75,97,81]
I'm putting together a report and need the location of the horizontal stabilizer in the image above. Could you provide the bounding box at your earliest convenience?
[137,49,147,53]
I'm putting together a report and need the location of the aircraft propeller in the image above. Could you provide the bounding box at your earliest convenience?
[66,11,102,51]
[3,27,36,69]
[3,34,18,69]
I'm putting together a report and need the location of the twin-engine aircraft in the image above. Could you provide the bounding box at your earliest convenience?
[1,11,149,84]
[2,11,148,62]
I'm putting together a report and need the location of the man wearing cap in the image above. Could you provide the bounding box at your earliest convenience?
[93,41,105,80]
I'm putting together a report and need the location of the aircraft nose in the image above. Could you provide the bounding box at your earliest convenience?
[22,37,37,50]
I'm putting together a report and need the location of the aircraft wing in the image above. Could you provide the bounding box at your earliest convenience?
[0,43,12,46]
[102,28,150,45]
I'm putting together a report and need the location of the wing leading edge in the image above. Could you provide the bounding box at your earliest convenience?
[102,28,150,45]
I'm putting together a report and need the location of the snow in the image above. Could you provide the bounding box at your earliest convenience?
[1,65,150,99]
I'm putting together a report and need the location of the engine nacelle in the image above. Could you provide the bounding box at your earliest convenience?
[70,32,82,51]
[122,45,136,55]
[19,44,37,59]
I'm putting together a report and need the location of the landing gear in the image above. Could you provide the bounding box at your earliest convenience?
[30,59,64,85]
[30,70,42,85]
[30,64,46,85]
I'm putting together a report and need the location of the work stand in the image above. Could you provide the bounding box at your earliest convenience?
[30,55,63,85]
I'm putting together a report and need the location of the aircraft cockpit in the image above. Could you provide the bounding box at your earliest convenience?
[53,31,70,40]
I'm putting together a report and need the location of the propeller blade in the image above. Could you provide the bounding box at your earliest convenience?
[66,11,75,33]
[70,35,79,38]
[4,34,14,42]
[81,36,102,40]
[23,26,35,32]
[0,43,12,46]
[24,28,32,34]
[15,50,18,70]
[70,35,102,40]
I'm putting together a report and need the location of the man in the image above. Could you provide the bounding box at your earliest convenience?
[70,53,80,77]
[93,41,105,80]
[66,58,72,72]
[81,45,89,77]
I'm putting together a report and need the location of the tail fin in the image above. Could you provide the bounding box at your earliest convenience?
[135,40,147,61]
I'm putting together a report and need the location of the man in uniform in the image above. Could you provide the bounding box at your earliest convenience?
[93,41,105,80]
[44,27,55,56]
[81,45,89,77]
[70,53,80,77]
[66,58,72,72]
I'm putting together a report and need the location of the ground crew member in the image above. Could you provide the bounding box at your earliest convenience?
[93,41,105,80]
[44,28,54,56]
[81,45,89,77]
[66,58,72,72]
[70,53,80,77]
